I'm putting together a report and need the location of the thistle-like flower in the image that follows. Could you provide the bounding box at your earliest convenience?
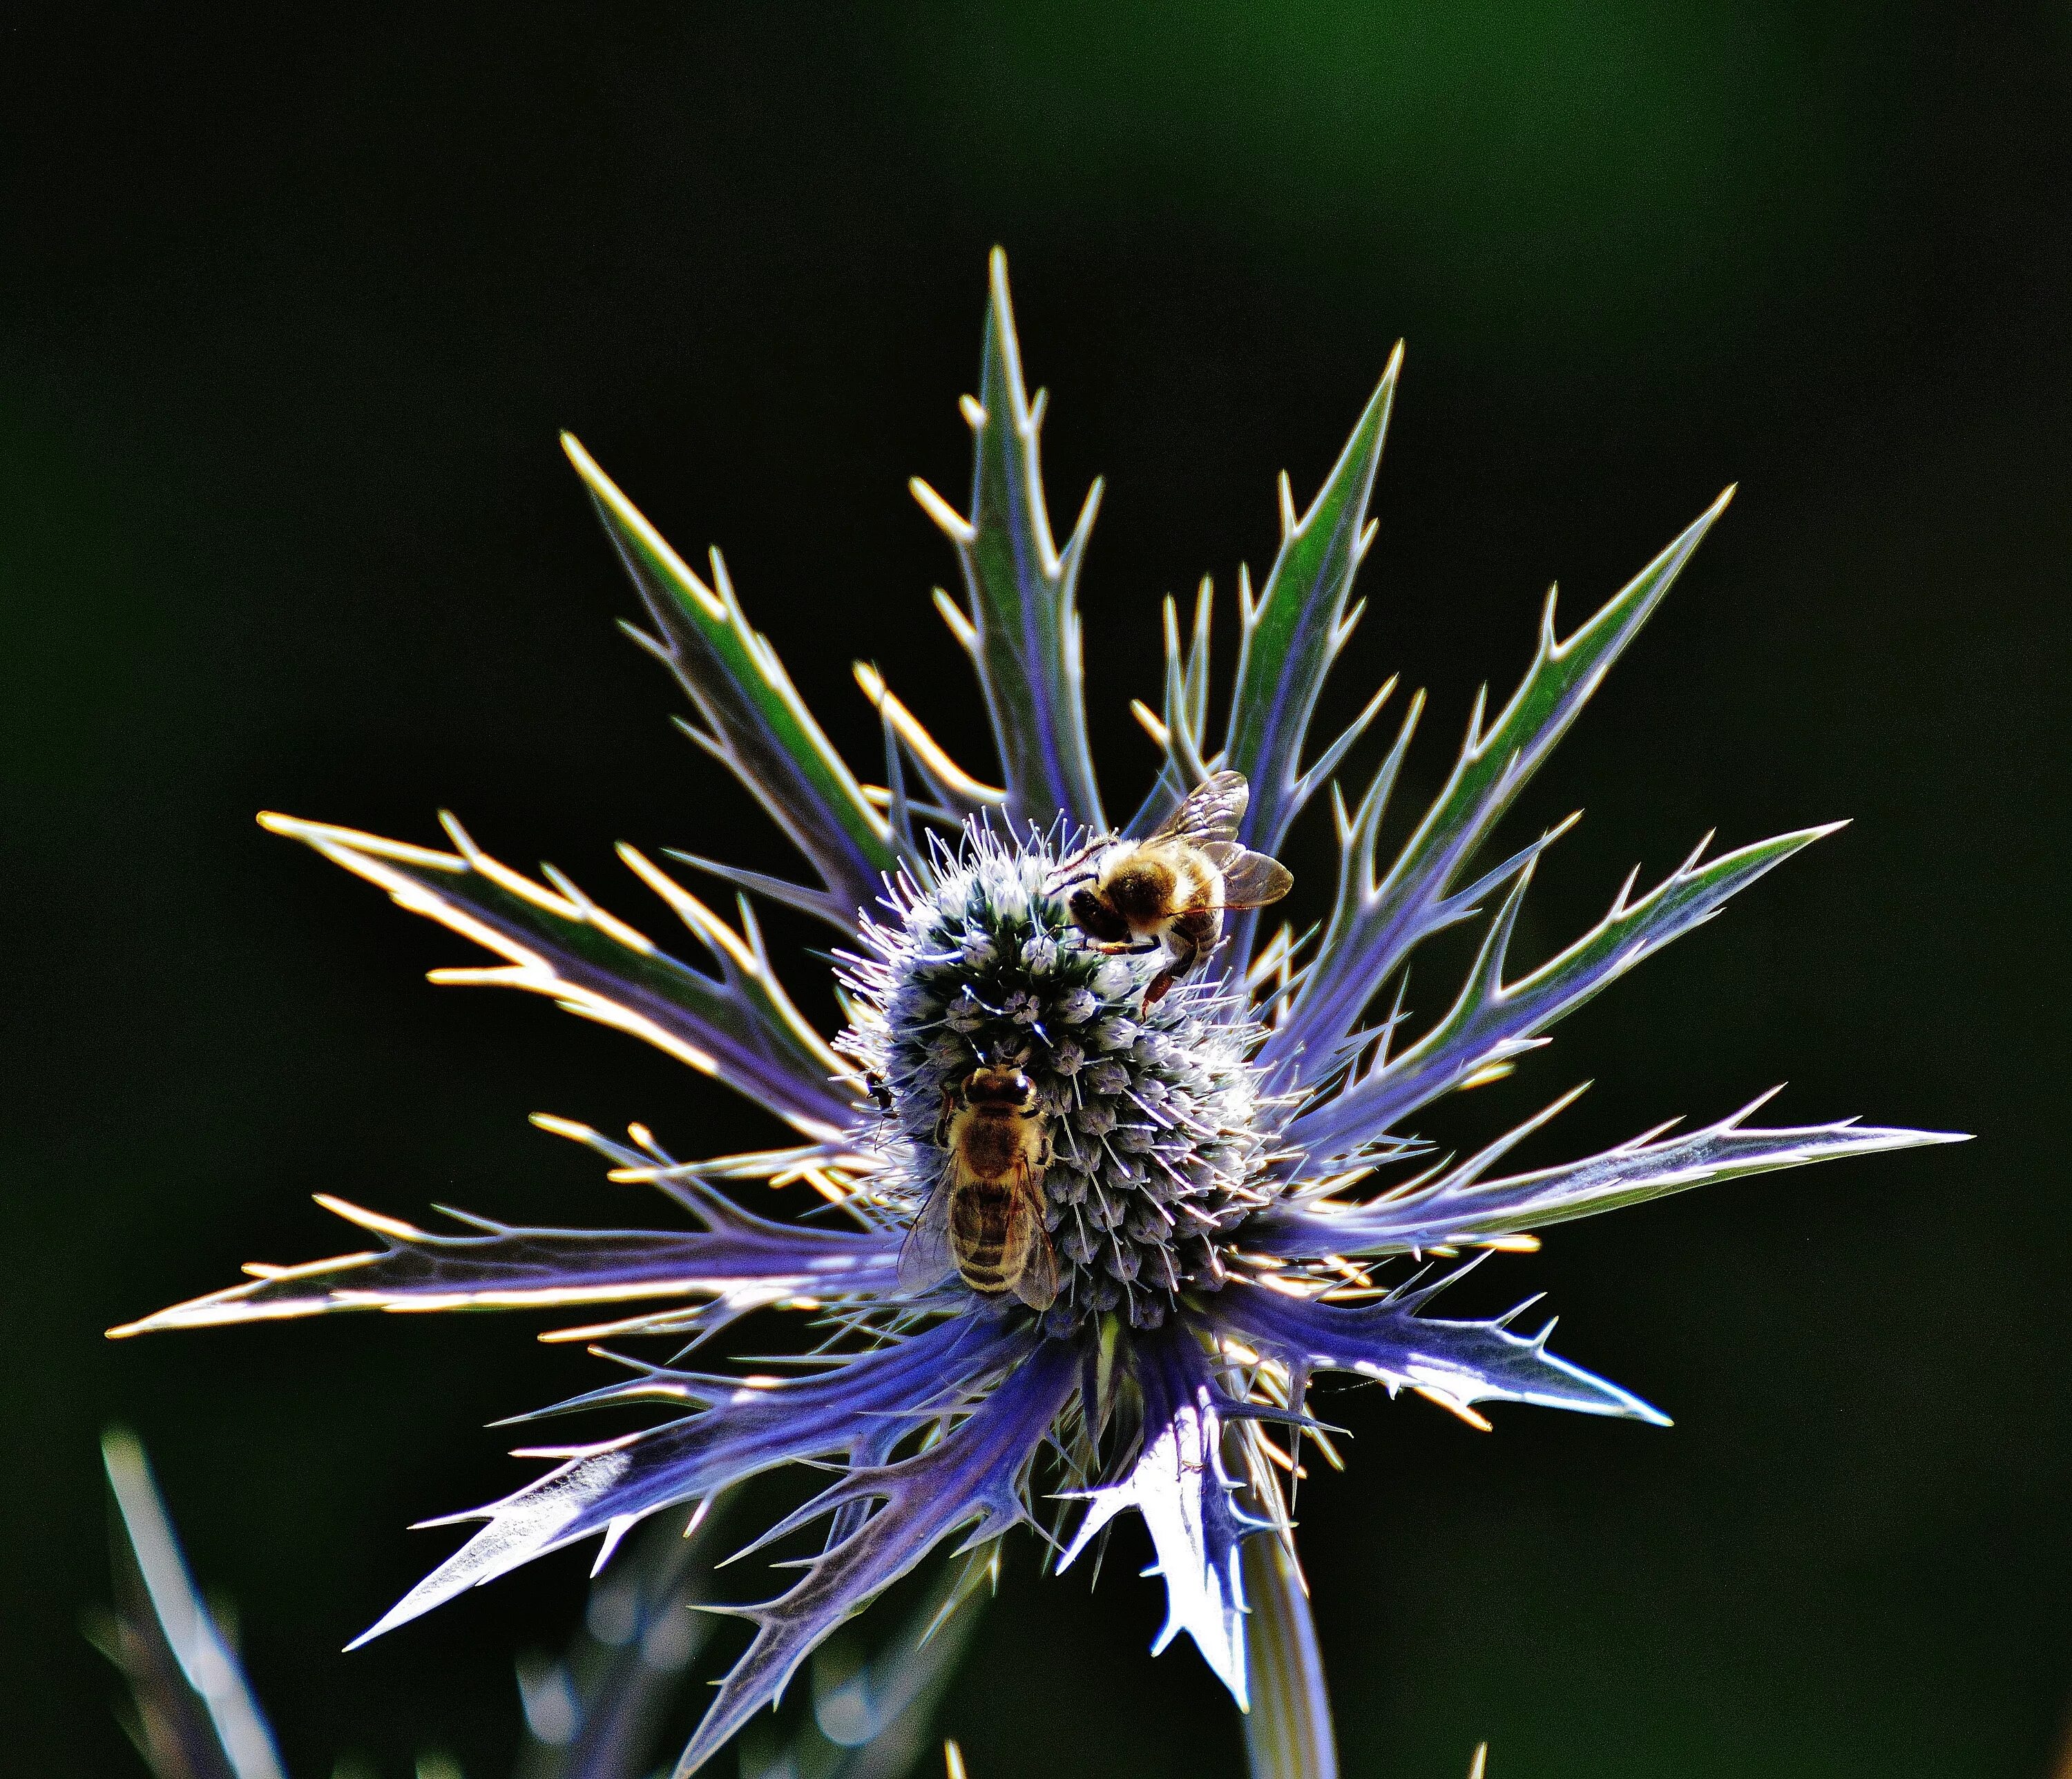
[113,251,1961,1776]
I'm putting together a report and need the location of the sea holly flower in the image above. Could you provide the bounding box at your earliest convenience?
[112,251,1962,1778]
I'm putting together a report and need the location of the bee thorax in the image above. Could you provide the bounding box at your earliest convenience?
[1104,854,1181,927]
[957,1114,1033,1178]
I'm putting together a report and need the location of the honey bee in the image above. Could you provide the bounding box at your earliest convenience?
[1051,769,1293,1006]
[898,1064,1059,1310]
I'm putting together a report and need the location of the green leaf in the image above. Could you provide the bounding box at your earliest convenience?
[1294,822,1834,1152]
[1224,346,1401,861]
[253,810,855,1142]
[1267,488,1736,1073]
[566,434,895,930]
[94,1430,287,1779]
[910,249,1106,831]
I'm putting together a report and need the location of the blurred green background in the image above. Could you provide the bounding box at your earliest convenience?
[4,3,2066,1774]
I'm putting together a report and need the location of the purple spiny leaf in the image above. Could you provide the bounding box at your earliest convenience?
[256,811,857,1140]
[1059,1321,1267,1705]
[351,1315,1036,1651]
[563,434,896,930]
[911,249,1106,833]
[1222,347,1401,868]
[1265,489,1734,1075]
[1289,822,1838,1157]
[670,1339,1077,1777]
[1255,1089,1968,1256]
[1210,1266,1669,1426]
[852,661,1008,829]
[108,1186,903,1337]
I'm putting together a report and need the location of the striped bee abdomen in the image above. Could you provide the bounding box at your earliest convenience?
[950,1180,1016,1291]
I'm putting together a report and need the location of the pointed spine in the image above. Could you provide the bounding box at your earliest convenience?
[1296,820,1839,1154]
[1223,347,1401,866]
[250,810,854,1141]
[1268,489,1736,1073]
[564,434,892,930]
[914,249,1106,831]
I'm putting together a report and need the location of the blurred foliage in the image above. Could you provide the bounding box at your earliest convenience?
[91,1430,288,1779]
[896,0,1867,333]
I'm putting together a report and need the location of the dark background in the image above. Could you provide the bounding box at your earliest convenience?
[5,4,2066,1775]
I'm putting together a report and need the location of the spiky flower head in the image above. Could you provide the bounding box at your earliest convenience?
[113,251,1962,1777]
[845,823,1274,1331]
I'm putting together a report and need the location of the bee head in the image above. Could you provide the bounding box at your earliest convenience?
[1067,883,1131,943]
[963,1065,1037,1112]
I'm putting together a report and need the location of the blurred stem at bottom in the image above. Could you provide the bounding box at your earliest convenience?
[1241,1536,1336,1779]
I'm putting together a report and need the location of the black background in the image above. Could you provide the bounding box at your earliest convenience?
[5,5,2066,1775]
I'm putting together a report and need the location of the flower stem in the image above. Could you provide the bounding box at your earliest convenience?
[1241,1536,1337,1779]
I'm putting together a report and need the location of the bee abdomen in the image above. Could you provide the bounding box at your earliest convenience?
[950,1181,1018,1291]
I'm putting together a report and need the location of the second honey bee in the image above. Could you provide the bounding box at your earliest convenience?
[1051,769,1293,1006]
[898,1063,1059,1310]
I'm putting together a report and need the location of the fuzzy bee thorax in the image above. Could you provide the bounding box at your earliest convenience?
[1102,848,1205,930]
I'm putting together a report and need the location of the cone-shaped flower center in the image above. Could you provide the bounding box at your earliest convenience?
[844,827,1274,1331]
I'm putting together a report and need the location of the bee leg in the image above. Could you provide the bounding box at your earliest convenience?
[934,1085,956,1149]
[1142,932,1202,1008]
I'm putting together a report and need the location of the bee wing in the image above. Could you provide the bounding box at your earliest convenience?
[1006,1169,1059,1311]
[1201,840,1294,910]
[896,1174,959,1293]
[1150,769,1249,846]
